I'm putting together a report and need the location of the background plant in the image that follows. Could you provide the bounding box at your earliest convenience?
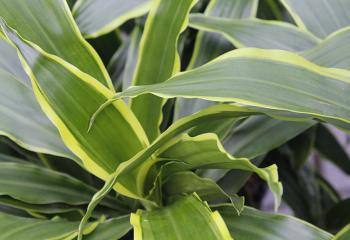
[0,0,349,239]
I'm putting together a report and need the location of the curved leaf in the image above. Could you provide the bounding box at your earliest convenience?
[157,133,282,210]
[0,0,113,89]
[131,194,232,240]
[130,0,197,141]
[216,205,333,240]
[73,0,151,38]
[112,48,350,129]
[0,20,149,198]
[189,14,319,51]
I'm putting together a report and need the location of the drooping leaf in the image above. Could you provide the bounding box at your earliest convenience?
[216,205,333,240]
[280,0,350,38]
[111,48,350,129]
[130,0,197,141]
[0,162,127,211]
[189,14,319,51]
[0,21,149,198]
[73,0,151,38]
[0,0,113,89]
[131,194,233,240]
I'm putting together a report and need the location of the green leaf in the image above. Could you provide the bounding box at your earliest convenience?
[224,116,315,159]
[0,0,113,89]
[189,14,319,51]
[73,0,151,38]
[78,104,258,235]
[333,225,350,240]
[0,20,149,198]
[0,67,78,162]
[163,171,244,212]
[302,27,350,69]
[112,48,350,129]
[130,0,197,141]
[157,133,282,210]
[0,38,30,86]
[0,162,127,211]
[131,194,233,240]
[280,0,350,38]
[315,124,350,175]
[84,215,132,240]
[0,212,80,240]
[175,0,258,119]
[216,205,333,240]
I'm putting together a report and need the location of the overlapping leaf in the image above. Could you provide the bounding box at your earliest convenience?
[0,20,149,198]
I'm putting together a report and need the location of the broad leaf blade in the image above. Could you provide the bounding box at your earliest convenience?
[114,48,350,129]
[73,0,151,38]
[0,0,113,89]
[131,194,232,240]
[0,21,149,197]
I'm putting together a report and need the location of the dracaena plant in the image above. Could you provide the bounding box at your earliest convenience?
[0,0,350,239]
